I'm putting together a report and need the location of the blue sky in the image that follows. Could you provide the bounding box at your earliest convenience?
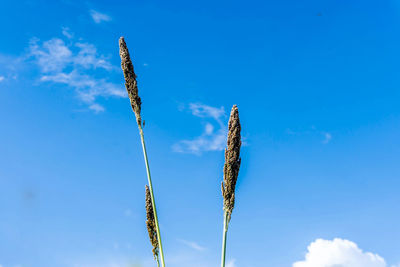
[1,0,400,266]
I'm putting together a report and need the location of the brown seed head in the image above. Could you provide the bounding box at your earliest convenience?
[145,185,159,259]
[221,105,241,222]
[119,37,142,126]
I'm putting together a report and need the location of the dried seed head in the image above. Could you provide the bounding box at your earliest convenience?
[221,105,241,222]
[145,186,159,259]
[119,37,142,126]
[145,185,159,259]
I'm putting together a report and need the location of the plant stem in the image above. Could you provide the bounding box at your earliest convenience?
[156,256,160,267]
[221,210,229,267]
[138,125,166,267]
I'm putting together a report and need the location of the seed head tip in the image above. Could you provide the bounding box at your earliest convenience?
[119,37,142,126]
[222,105,242,222]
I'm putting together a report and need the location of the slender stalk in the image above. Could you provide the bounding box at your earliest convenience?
[139,125,166,267]
[220,105,241,267]
[156,256,160,267]
[119,37,166,267]
[220,211,229,267]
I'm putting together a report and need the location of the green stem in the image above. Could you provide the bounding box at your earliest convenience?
[156,256,160,267]
[221,210,229,267]
[139,126,166,267]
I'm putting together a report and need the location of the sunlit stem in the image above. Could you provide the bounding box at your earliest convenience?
[138,125,166,267]
[221,210,229,267]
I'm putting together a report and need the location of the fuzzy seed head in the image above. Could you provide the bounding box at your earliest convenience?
[119,37,142,126]
[145,185,159,259]
[221,105,241,222]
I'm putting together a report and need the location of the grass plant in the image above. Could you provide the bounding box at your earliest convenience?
[220,105,242,267]
[119,37,243,267]
[119,37,166,267]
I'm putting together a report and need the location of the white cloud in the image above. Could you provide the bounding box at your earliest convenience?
[172,103,227,154]
[29,38,73,72]
[226,259,237,267]
[322,132,332,144]
[205,123,214,135]
[178,239,206,251]
[62,27,74,39]
[89,103,105,113]
[90,9,112,23]
[29,30,125,112]
[74,42,113,70]
[0,53,23,81]
[29,38,113,72]
[293,238,386,267]
[189,103,225,122]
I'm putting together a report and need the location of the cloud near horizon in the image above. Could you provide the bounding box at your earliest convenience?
[172,103,227,154]
[28,30,125,112]
[293,238,388,267]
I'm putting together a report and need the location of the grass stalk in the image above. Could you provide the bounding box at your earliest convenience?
[220,105,241,267]
[119,37,166,267]
[140,126,166,267]
[220,210,229,267]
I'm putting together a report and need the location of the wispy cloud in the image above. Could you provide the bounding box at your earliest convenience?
[172,103,227,154]
[189,103,225,122]
[286,126,332,144]
[322,132,332,144]
[28,29,125,112]
[0,76,4,82]
[178,239,206,251]
[88,103,105,113]
[61,26,74,39]
[293,238,386,267]
[226,259,237,267]
[0,53,22,79]
[29,38,113,72]
[90,9,112,23]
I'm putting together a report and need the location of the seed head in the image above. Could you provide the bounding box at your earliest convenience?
[119,37,142,126]
[146,185,158,259]
[145,185,159,259]
[221,105,241,222]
